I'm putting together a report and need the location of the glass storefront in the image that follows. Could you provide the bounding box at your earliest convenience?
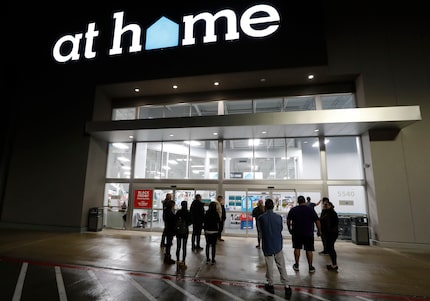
[102,92,366,236]
[103,133,366,236]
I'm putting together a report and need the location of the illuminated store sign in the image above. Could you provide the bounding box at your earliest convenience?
[52,4,281,63]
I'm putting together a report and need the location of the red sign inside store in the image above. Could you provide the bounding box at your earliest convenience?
[134,189,153,209]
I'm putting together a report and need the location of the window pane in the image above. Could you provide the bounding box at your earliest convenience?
[254,138,286,179]
[165,103,191,118]
[103,183,129,229]
[189,140,218,179]
[284,96,315,111]
[288,138,321,179]
[134,142,162,179]
[223,140,254,179]
[191,102,219,116]
[254,97,283,113]
[106,143,132,178]
[138,105,164,119]
[224,138,321,180]
[161,142,189,179]
[112,108,136,120]
[326,137,364,179]
[224,99,253,115]
[321,93,356,109]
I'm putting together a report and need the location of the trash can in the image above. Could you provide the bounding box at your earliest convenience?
[351,216,369,245]
[88,207,103,232]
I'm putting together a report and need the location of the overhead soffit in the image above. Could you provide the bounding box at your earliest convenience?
[86,106,422,143]
[89,67,421,143]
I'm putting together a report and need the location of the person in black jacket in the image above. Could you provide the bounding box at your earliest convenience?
[190,194,205,251]
[163,200,176,265]
[252,199,266,248]
[160,193,172,247]
[175,201,192,269]
[320,201,339,271]
[203,201,220,264]
[318,197,330,255]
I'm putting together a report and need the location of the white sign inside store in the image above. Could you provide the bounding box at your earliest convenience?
[52,4,281,63]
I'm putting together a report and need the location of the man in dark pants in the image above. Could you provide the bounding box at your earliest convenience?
[258,198,292,299]
[190,194,205,251]
[160,193,172,248]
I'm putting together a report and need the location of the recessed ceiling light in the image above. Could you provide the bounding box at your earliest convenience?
[314,129,319,132]
[169,134,174,137]
[214,81,220,86]
[173,85,178,89]
[213,132,218,136]
[129,135,134,139]
[260,78,266,82]
[307,74,315,80]
[261,131,267,134]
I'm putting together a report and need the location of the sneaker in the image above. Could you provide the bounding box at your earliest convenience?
[284,286,292,299]
[327,264,338,271]
[264,284,275,294]
[211,259,216,265]
[309,266,316,273]
[293,263,299,271]
[318,251,328,255]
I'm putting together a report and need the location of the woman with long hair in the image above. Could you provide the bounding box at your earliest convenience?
[203,201,221,264]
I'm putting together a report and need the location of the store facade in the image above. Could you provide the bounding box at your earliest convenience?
[2,1,428,248]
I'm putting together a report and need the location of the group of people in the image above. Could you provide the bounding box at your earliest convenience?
[160,193,227,269]
[159,192,338,300]
[253,195,339,299]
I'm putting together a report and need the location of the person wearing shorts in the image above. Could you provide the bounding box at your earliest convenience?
[287,195,321,273]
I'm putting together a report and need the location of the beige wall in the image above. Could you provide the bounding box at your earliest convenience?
[326,12,430,246]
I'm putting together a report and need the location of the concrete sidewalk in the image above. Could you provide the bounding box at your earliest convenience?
[0,228,429,299]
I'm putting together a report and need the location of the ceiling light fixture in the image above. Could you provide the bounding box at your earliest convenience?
[214,81,220,86]
[248,139,260,146]
[184,140,201,146]
[173,85,178,89]
[312,139,330,147]
[307,74,315,80]
[134,88,140,93]
[112,143,129,149]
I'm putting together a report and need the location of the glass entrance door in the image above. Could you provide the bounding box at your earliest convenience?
[224,190,270,236]
[126,186,216,231]
[223,188,302,237]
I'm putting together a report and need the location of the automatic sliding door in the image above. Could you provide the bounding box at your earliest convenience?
[272,190,297,235]
[224,190,269,236]
[130,188,172,231]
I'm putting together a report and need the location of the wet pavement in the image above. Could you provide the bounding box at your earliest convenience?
[0,228,429,300]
